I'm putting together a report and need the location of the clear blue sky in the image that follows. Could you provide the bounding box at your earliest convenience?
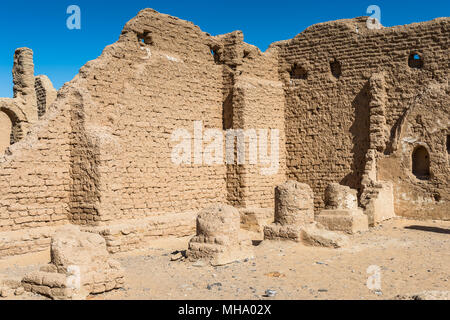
[1,0,449,97]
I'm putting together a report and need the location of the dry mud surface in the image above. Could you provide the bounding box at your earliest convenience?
[1,218,449,300]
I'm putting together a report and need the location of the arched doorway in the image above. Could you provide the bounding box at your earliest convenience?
[0,111,12,154]
[412,146,430,180]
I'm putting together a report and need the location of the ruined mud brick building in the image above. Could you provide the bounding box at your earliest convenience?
[0,9,448,258]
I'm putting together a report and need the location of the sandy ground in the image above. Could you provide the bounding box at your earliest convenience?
[1,218,449,300]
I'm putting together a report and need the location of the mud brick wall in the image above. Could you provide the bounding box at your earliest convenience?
[0,226,58,258]
[74,9,227,223]
[273,17,449,211]
[236,44,286,209]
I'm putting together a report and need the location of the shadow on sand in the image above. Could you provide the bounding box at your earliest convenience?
[405,225,450,235]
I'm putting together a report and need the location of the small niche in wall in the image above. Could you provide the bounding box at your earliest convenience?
[330,59,342,79]
[408,52,424,69]
[290,63,308,80]
[412,146,431,180]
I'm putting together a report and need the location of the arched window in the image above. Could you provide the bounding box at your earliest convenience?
[0,111,12,154]
[412,146,430,180]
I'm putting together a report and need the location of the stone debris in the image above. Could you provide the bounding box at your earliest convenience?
[21,226,124,300]
[192,260,206,268]
[265,272,286,278]
[316,183,369,234]
[394,291,450,300]
[207,283,222,290]
[0,286,13,298]
[265,289,277,297]
[0,276,23,299]
[170,251,184,261]
[14,287,25,296]
[187,204,254,266]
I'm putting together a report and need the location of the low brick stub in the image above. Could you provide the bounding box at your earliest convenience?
[316,209,369,234]
[188,204,254,266]
[264,181,315,241]
[21,226,125,300]
[316,183,369,234]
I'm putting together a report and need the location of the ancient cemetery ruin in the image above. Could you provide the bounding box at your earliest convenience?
[264,181,315,241]
[0,8,448,299]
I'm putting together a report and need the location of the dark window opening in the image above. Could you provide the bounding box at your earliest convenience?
[290,64,308,80]
[330,59,342,79]
[243,50,251,59]
[408,52,424,69]
[412,146,430,180]
[138,31,153,46]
